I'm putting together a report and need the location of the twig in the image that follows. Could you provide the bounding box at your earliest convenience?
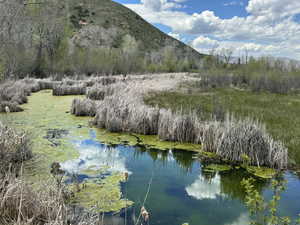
[135,171,154,225]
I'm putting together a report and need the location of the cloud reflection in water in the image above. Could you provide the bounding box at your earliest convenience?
[185,172,224,200]
[60,139,130,175]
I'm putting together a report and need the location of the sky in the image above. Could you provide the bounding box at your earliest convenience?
[113,0,300,60]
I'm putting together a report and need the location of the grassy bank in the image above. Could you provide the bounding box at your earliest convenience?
[144,87,300,167]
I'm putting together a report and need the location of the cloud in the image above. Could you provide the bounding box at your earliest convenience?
[124,0,300,59]
[191,35,219,50]
[223,1,244,7]
[190,36,279,56]
[185,173,224,200]
[61,140,130,175]
[246,0,300,20]
[139,0,185,11]
[168,32,182,40]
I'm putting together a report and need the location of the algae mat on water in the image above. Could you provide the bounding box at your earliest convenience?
[70,173,134,213]
[96,129,202,152]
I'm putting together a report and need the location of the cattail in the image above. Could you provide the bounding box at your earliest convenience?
[141,206,149,222]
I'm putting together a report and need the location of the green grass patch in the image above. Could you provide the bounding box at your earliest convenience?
[144,88,300,166]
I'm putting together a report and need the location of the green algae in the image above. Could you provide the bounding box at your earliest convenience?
[96,129,139,146]
[81,165,110,176]
[70,173,133,213]
[95,129,202,152]
[203,164,232,172]
[245,166,277,179]
[199,151,218,159]
[137,134,201,152]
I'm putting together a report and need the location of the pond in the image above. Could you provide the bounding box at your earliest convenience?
[0,90,299,225]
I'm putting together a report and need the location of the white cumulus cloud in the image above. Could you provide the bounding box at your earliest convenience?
[124,0,300,59]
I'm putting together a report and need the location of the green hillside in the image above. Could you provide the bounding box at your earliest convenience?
[68,0,201,57]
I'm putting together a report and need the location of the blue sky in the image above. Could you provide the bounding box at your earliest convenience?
[113,0,300,60]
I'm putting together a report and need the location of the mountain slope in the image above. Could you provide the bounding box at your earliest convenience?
[68,0,202,59]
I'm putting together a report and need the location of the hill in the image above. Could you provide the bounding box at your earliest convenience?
[68,0,202,59]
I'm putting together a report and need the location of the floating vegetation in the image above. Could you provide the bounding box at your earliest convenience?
[245,166,277,179]
[136,134,201,151]
[70,173,133,213]
[43,129,69,147]
[95,129,139,146]
[94,129,202,152]
[203,164,232,172]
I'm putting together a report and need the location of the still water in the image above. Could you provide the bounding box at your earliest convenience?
[61,130,300,225]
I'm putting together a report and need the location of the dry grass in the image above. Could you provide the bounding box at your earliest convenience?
[0,121,32,173]
[0,174,67,225]
[84,76,117,87]
[87,82,126,100]
[158,109,199,143]
[200,115,288,169]
[52,84,86,96]
[71,98,97,116]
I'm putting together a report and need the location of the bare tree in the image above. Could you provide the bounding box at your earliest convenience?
[31,0,66,75]
[220,48,234,67]
[0,0,33,78]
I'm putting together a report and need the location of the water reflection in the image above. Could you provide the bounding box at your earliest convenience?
[224,213,250,225]
[61,139,130,175]
[185,168,269,201]
[186,172,224,200]
[133,146,196,172]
